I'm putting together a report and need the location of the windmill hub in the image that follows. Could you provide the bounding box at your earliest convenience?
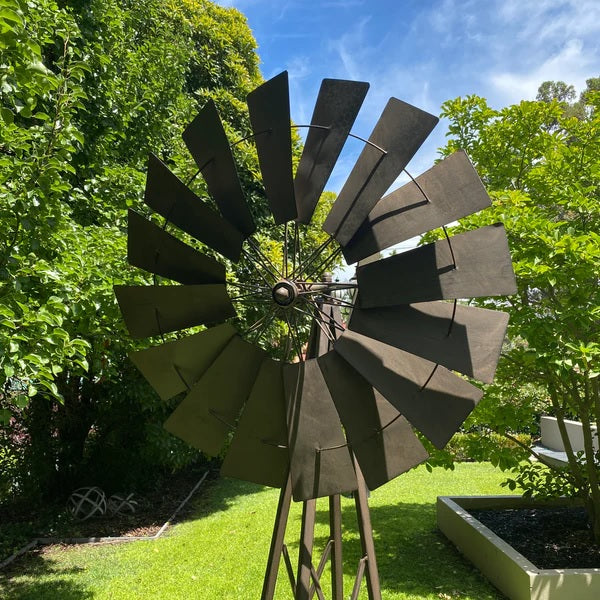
[272,280,298,307]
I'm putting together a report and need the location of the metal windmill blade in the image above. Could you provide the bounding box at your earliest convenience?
[115,72,516,600]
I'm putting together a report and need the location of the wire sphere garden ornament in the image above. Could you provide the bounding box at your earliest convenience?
[115,72,516,599]
[67,487,107,521]
[107,493,138,516]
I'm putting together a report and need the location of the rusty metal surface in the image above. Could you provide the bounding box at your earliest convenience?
[357,224,517,308]
[349,302,509,384]
[144,153,244,262]
[183,100,255,237]
[318,351,428,490]
[129,323,236,401]
[164,336,265,455]
[323,98,438,245]
[295,79,369,225]
[247,71,297,224]
[127,209,225,285]
[118,74,515,505]
[221,358,289,488]
[334,330,483,449]
[113,74,520,600]
[342,150,491,264]
[283,359,357,501]
[114,283,235,339]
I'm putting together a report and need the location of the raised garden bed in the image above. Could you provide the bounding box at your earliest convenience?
[437,495,600,600]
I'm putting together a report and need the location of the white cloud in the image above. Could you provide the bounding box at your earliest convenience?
[216,0,600,190]
[489,38,593,103]
[327,16,373,81]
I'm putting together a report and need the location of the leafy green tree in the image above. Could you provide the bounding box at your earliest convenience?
[0,0,203,501]
[435,80,600,539]
[1,0,339,504]
[536,80,576,104]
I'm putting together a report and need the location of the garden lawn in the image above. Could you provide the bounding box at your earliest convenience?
[1,463,509,599]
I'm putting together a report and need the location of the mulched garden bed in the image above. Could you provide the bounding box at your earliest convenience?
[0,466,218,565]
[470,506,600,569]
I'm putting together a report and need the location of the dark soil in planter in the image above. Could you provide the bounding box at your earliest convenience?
[471,506,600,569]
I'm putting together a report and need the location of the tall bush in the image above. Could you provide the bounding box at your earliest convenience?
[435,80,600,540]
[0,0,258,503]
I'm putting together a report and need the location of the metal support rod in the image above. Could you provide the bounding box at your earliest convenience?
[307,301,346,333]
[291,235,335,280]
[441,226,457,268]
[227,281,271,293]
[230,290,268,302]
[296,499,317,600]
[283,544,297,592]
[309,564,326,600]
[309,540,332,600]
[262,476,293,600]
[232,297,273,305]
[295,281,359,290]
[247,239,283,281]
[352,455,382,600]
[252,311,278,344]
[332,148,387,239]
[244,311,273,335]
[329,495,344,600]
[303,246,343,282]
[284,222,289,278]
[302,291,355,310]
[242,248,274,287]
[350,557,368,600]
[284,312,305,362]
[294,222,301,276]
[347,132,388,155]
[291,303,335,344]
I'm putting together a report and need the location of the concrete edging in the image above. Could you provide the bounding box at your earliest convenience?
[437,495,600,600]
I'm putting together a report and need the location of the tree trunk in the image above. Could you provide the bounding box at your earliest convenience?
[21,395,57,504]
[579,408,600,543]
[53,375,95,499]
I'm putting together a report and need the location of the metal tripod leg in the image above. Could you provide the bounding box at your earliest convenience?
[351,456,381,600]
[262,475,293,600]
[329,494,343,600]
[261,472,380,600]
[296,498,318,600]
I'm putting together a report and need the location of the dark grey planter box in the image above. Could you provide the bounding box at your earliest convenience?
[437,495,600,600]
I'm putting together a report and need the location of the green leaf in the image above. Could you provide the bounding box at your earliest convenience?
[14,395,28,408]
[0,8,24,25]
[1,107,14,123]
[26,60,51,75]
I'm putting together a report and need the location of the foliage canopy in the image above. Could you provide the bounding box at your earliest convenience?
[435,78,600,538]
[0,0,330,503]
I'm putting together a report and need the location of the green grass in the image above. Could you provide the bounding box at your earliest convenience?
[0,463,509,599]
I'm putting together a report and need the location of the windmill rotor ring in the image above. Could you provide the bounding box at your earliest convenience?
[116,71,516,504]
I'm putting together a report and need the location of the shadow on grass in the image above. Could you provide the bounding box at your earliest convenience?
[292,501,506,599]
[182,474,268,521]
[0,551,93,600]
[0,474,270,588]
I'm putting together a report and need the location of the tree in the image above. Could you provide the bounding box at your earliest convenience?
[0,0,331,504]
[536,80,576,104]
[435,80,600,539]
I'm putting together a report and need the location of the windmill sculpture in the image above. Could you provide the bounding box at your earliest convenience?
[115,72,516,600]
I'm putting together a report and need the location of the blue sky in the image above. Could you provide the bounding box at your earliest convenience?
[219,0,599,173]
[217,0,599,265]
